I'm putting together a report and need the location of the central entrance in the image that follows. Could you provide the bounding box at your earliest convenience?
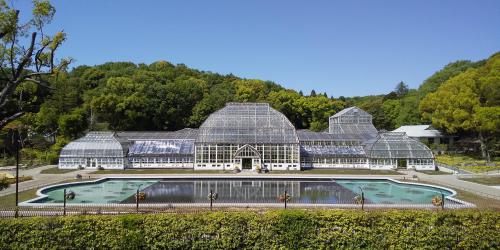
[242,158,252,170]
[234,144,262,171]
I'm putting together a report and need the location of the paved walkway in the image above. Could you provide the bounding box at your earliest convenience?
[408,170,500,200]
[0,165,90,196]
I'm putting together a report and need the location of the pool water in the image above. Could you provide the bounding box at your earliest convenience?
[37,180,158,204]
[336,180,450,204]
[29,178,453,205]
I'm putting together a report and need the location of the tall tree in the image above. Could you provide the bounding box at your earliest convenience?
[420,53,500,160]
[418,60,483,96]
[0,0,69,129]
[394,81,409,97]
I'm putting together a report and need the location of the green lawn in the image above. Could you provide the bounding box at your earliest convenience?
[90,169,234,174]
[460,165,500,173]
[436,154,500,173]
[270,169,403,175]
[0,188,38,210]
[40,167,78,174]
[415,170,452,175]
[460,177,500,186]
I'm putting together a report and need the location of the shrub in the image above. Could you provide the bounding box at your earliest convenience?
[5,176,33,184]
[0,157,16,167]
[0,178,9,191]
[0,210,497,249]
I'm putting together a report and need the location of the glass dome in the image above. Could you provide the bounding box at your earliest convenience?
[196,103,299,144]
[364,132,434,159]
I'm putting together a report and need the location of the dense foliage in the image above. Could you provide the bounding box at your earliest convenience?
[420,53,499,160]
[0,210,498,249]
[1,53,499,166]
[345,59,486,130]
[33,61,345,133]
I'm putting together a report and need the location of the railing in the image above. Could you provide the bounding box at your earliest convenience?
[0,201,478,218]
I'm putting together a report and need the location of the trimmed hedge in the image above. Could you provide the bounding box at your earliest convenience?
[0,210,498,249]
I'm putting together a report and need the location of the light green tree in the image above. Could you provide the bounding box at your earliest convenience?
[420,53,500,160]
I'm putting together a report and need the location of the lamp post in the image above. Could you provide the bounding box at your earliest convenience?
[208,189,218,211]
[357,186,365,211]
[136,184,143,213]
[63,188,67,216]
[441,193,445,210]
[279,190,290,209]
[284,190,288,209]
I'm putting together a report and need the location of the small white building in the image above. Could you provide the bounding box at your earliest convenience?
[393,125,454,147]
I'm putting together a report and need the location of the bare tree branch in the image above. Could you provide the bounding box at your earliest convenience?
[23,77,54,89]
[0,111,24,128]
[0,4,67,129]
[14,32,37,79]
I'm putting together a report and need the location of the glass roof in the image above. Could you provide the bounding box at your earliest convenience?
[300,145,366,158]
[115,128,198,141]
[328,107,378,141]
[128,140,194,157]
[297,130,343,141]
[364,132,434,159]
[60,132,124,158]
[196,103,299,144]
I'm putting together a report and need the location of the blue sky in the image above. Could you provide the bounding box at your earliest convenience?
[15,0,500,97]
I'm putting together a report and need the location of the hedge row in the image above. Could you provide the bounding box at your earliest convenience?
[0,210,498,249]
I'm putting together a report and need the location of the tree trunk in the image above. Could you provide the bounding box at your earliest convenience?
[478,132,490,162]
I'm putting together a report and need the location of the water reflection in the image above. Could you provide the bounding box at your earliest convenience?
[121,179,360,204]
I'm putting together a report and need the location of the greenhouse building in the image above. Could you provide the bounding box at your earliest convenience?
[59,103,435,171]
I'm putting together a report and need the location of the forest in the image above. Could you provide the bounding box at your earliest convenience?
[1,52,498,166]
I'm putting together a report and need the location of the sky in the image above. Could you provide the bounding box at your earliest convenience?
[14,0,500,97]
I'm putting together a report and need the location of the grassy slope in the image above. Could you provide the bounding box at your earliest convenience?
[40,167,77,174]
[415,170,452,175]
[460,177,500,186]
[436,155,500,173]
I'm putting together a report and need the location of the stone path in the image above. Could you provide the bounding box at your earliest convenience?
[0,165,90,196]
[408,170,500,200]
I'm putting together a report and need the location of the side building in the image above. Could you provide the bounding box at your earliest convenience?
[58,103,434,171]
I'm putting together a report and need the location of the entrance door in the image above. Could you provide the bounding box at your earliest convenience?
[397,159,407,169]
[242,158,252,170]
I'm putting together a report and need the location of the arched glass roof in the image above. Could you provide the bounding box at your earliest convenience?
[196,103,299,144]
[60,132,125,158]
[364,132,434,159]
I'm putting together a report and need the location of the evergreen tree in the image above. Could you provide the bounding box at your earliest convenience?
[395,81,409,97]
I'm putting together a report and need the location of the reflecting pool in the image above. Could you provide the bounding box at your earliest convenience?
[27,178,454,205]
